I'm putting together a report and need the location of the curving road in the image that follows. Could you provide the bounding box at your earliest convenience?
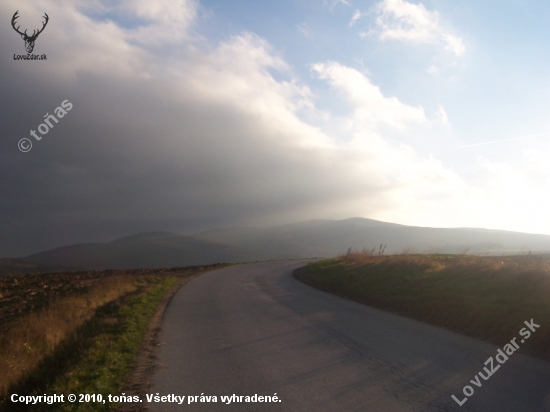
[151,260,550,412]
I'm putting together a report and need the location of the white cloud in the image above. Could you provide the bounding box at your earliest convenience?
[120,0,196,24]
[297,23,311,38]
[312,62,427,130]
[350,10,363,27]
[308,62,468,226]
[464,152,550,233]
[129,0,197,44]
[90,0,198,46]
[427,65,439,74]
[369,0,466,56]
[440,32,466,56]
[436,105,449,125]
[325,0,350,10]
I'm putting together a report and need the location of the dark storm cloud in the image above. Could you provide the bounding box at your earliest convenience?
[0,0,463,256]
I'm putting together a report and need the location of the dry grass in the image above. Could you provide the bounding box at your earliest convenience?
[0,275,137,396]
[0,263,230,411]
[341,247,550,270]
[295,251,550,360]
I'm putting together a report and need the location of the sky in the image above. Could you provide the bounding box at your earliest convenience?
[2,0,550,256]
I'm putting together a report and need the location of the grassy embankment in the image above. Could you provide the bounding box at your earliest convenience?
[295,252,550,360]
[0,264,227,411]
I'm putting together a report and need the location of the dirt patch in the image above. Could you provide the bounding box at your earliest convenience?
[0,272,121,330]
[0,265,228,330]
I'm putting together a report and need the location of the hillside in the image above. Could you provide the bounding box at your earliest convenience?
[193,218,550,257]
[22,232,256,272]
[5,218,550,274]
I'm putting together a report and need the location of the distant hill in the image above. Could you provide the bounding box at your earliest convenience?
[22,232,256,272]
[5,218,550,275]
[192,218,550,258]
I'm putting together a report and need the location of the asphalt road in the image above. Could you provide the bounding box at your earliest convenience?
[151,260,550,412]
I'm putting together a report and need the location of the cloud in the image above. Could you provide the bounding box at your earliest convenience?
[465,150,550,234]
[427,65,439,74]
[367,0,466,56]
[297,23,311,38]
[309,62,467,226]
[0,0,484,257]
[436,105,449,125]
[325,0,350,10]
[312,62,427,130]
[350,10,363,27]
[83,0,199,46]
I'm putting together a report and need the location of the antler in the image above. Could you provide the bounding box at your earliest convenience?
[11,11,27,37]
[11,11,49,40]
[32,13,49,39]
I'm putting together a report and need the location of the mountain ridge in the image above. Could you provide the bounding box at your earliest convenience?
[3,217,550,275]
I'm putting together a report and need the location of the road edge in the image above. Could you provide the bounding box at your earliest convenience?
[118,273,201,412]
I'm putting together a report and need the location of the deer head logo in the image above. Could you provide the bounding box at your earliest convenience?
[11,11,49,54]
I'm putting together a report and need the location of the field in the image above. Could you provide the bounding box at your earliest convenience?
[294,252,550,361]
[0,264,227,411]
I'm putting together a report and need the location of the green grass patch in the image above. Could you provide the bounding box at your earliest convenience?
[295,253,550,360]
[1,276,180,412]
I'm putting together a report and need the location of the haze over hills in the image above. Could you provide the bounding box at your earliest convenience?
[3,218,550,274]
[193,217,550,257]
[19,232,255,272]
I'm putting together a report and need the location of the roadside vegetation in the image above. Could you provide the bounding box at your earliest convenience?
[294,251,550,360]
[0,264,227,411]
